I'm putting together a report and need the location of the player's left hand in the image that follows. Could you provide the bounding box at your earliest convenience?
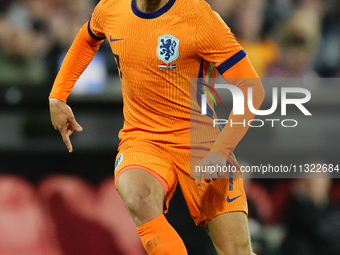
[195,152,226,188]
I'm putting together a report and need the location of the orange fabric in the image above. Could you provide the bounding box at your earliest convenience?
[114,165,170,196]
[114,139,247,225]
[49,0,265,160]
[91,0,261,152]
[210,57,265,159]
[137,214,187,255]
[49,23,103,102]
[223,56,259,79]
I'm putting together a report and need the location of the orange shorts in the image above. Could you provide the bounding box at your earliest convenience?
[114,139,247,226]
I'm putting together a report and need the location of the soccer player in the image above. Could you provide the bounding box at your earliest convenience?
[49,0,265,254]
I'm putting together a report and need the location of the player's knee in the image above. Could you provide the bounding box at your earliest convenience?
[116,169,165,225]
[123,186,152,211]
[120,185,163,224]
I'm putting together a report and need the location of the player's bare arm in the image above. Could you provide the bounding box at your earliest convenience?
[49,99,83,153]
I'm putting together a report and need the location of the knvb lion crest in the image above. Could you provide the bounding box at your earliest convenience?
[157,35,179,64]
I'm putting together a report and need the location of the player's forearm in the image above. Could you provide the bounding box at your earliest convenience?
[49,22,103,102]
[210,57,265,159]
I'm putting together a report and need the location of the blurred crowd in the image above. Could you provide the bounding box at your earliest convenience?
[206,0,340,78]
[0,0,97,86]
[0,0,340,88]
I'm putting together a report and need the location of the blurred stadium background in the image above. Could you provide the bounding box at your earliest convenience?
[0,0,339,254]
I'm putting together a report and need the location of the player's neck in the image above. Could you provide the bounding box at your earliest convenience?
[134,0,170,13]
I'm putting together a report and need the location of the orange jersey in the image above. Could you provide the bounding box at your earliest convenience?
[89,0,245,145]
[50,0,264,158]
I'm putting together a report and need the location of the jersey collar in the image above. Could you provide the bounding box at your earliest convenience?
[131,0,176,19]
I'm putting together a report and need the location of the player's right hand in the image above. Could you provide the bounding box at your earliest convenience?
[49,99,83,153]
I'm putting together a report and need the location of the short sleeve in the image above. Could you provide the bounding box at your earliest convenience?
[88,0,107,40]
[195,8,246,75]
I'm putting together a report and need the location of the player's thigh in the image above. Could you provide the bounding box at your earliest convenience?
[116,168,165,226]
[207,211,252,255]
[114,140,179,225]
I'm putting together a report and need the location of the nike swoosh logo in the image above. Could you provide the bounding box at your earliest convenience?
[227,195,242,203]
[110,37,124,42]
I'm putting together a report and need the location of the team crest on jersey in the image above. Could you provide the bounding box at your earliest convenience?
[157,35,179,64]
[115,153,123,170]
